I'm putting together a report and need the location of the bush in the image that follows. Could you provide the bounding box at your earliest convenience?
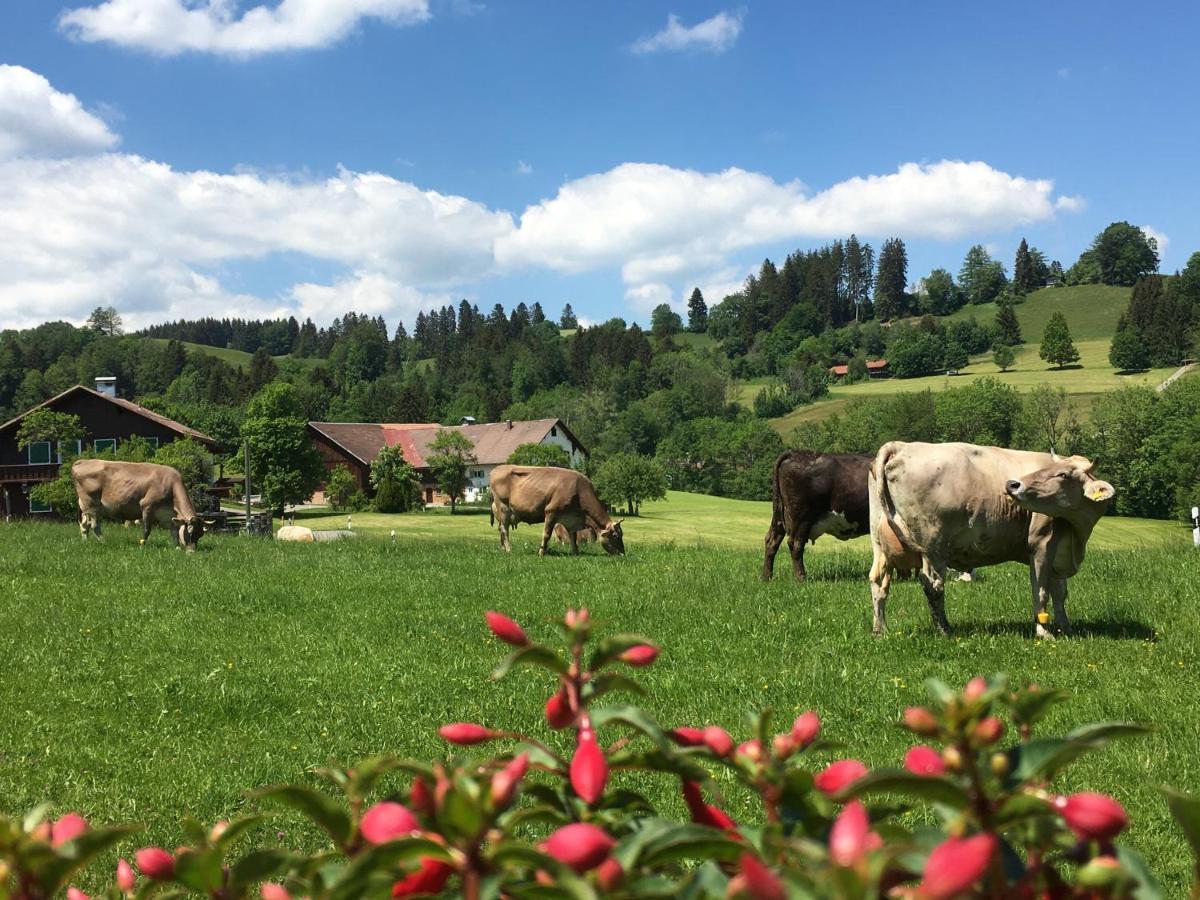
[506,442,572,468]
[3,608,1192,899]
[325,464,357,510]
[347,489,370,512]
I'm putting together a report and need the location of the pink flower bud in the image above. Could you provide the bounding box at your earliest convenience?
[116,858,136,892]
[545,689,574,729]
[564,608,590,629]
[791,711,821,748]
[618,644,659,667]
[409,777,433,815]
[702,725,734,757]
[135,847,176,881]
[361,802,419,845]
[964,676,988,701]
[485,611,529,646]
[595,857,624,890]
[973,717,1005,746]
[919,834,996,900]
[772,733,796,760]
[829,800,871,867]
[51,813,88,847]
[903,706,940,736]
[438,723,499,745]
[1055,793,1129,842]
[904,745,946,777]
[261,884,291,900]
[738,852,787,900]
[491,753,530,808]
[814,759,868,796]
[209,820,229,841]
[67,888,89,900]
[541,823,615,873]
[392,858,454,897]
[668,726,706,747]
[570,732,608,804]
[737,740,764,763]
[682,781,737,832]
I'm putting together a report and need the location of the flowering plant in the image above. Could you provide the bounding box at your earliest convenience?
[3,608,1198,898]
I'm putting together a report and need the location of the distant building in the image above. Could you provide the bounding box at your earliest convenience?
[0,379,215,518]
[307,418,587,506]
[828,359,890,379]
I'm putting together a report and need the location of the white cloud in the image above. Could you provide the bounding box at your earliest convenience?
[631,9,744,55]
[1055,194,1085,212]
[59,0,430,56]
[289,273,455,324]
[1140,224,1169,258]
[0,65,118,160]
[515,160,533,175]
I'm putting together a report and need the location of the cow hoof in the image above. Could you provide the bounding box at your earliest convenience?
[1035,625,1055,640]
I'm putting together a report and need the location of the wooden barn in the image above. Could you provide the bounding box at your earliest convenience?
[308,418,587,506]
[0,378,215,519]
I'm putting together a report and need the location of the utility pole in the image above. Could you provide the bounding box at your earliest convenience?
[244,441,252,534]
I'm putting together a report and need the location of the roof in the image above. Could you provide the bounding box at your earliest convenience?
[0,385,216,446]
[309,418,585,469]
[828,359,889,376]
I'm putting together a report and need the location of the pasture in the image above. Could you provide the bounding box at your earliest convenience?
[1,500,1198,892]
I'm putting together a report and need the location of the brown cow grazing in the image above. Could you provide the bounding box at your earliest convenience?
[72,459,206,551]
[762,450,873,580]
[868,442,1114,638]
[489,465,624,556]
[554,522,596,545]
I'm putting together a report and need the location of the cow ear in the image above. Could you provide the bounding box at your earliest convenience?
[172,517,184,525]
[1083,478,1115,503]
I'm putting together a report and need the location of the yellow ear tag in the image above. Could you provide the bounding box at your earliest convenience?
[1089,489,1108,501]
[1037,612,1050,624]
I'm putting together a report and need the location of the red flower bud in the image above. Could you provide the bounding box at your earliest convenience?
[541,823,615,873]
[438,723,499,745]
[51,813,88,847]
[964,676,988,701]
[791,711,821,748]
[361,802,418,845]
[814,759,868,796]
[409,777,433,815]
[491,753,530,808]
[703,725,734,757]
[260,884,291,900]
[772,733,797,760]
[570,731,608,804]
[545,689,574,729]
[904,745,946,777]
[829,800,871,867]
[67,888,89,900]
[903,706,940,736]
[485,611,529,646]
[668,726,706,747]
[618,644,659,667]
[682,781,738,832]
[135,847,176,881]
[116,858,136,892]
[564,608,590,629]
[392,858,454,897]
[737,739,764,763]
[738,852,787,900]
[973,717,1005,746]
[595,857,624,890]
[919,834,996,900]
[1055,793,1129,842]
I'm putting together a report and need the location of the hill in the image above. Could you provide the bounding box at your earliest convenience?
[146,339,326,370]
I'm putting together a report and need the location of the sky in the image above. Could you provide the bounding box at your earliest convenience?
[0,0,1197,333]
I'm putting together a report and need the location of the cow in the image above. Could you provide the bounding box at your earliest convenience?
[554,522,596,545]
[867,442,1115,639]
[72,459,206,551]
[489,465,624,556]
[276,525,316,542]
[762,450,873,581]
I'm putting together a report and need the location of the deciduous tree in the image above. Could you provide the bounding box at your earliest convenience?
[427,429,477,514]
[241,382,324,517]
[1039,312,1080,369]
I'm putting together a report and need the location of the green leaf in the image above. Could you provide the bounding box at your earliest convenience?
[994,794,1053,827]
[22,803,51,833]
[1116,844,1164,900]
[253,784,352,846]
[347,755,405,799]
[491,645,567,680]
[834,769,969,809]
[924,677,955,706]
[1009,687,1070,726]
[585,672,646,702]
[1161,786,1200,860]
[514,740,564,771]
[639,823,744,866]
[329,837,452,900]
[214,815,269,851]
[588,633,656,670]
[1065,722,1151,743]
[34,824,141,893]
[174,848,225,894]
[591,704,669,748]
[229,849,299,889]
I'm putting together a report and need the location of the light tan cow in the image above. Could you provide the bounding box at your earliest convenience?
[868,442,1114,638]
[489,465,624,556]
[276,525,316,542]
[72,458,206,551]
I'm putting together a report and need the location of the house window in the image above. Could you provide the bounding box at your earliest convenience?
[93,438,117,454]
[30,497,51,514]
[27,442,51,465]
[472,469,484,479]
[550,426,557,437]
[57,440,82,463]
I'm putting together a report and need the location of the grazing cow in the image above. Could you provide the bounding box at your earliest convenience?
[72,459,206,551]
[762,450,873,580]
[554,522,596,545]
[489,465,624,556]
[867,442,1114,638]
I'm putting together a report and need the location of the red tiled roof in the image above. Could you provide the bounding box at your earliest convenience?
[828,359,889,376]
[0,385,215,446]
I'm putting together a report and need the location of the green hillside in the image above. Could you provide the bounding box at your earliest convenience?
[147,339,326,370]
[940,283,1132,341]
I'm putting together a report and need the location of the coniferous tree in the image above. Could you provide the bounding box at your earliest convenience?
[687,288,708,332]
[1108,321,1150,372]
[874,237,907,321]
[559,304,578,329]
[1039,312,1080,369]
[531,302,546,325]
[1014,238,1035,295]
[994,300,1023,346]
[845,235,874,321]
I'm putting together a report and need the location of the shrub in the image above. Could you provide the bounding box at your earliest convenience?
[325,464,357,510]
[506,442,571,468]
[3,609,1195,898]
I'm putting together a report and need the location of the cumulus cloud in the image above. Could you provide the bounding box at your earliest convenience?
[58,0,430,56]
[631,9,744,55]
[0,65,118,160]
[1140,224,1169,258]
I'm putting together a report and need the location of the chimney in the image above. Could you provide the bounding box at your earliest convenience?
[506,419,513,430]
[95,376,117,398]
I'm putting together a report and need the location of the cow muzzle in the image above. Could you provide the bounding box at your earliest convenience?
[1005,480,1024,498]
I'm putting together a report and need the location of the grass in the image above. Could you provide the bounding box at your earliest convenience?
[145,339,327,370]
[941,283,1133,342]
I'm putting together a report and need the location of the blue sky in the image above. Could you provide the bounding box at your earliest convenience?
[0,0,1196,332]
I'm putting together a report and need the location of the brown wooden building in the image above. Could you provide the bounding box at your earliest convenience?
[0,379,215,518]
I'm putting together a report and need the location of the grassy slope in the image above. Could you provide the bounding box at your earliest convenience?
[1,513,1197,893]
[145,339,326,370]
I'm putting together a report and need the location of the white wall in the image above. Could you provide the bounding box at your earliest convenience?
[460,428,586,503]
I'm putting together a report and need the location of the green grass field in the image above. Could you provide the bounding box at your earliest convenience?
[2,494,1198,891]
[146,339,327,371]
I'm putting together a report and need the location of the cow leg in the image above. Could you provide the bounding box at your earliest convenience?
[868,545,891,635]
[762,519,786,580]
[787,523,812,580]
[919,560,951,636]
[569,530,579,555]
[539,516,556,557]
[1051,577,1072,636]
[498,516,511,552]
[79,505,91,541]
[1029,567,1054,639]
[140,505,154,544]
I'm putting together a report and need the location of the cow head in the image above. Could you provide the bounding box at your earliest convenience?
[173,515,205,552]
[598,520,625,555]
[1005,455,1115,517]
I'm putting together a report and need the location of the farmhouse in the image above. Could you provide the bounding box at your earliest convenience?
[0,378,216,518]
[307,418,587,506]
[828,359,890,379]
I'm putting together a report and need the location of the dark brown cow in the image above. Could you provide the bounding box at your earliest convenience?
[762,450,872,580]
[489,465,624,556]
[73,459,205,551]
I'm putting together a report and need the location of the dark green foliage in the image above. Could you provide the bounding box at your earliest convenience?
[1013,238,1049,295]
[934,377,1023,445]
[1069,222,1160,286]
[16,409,84,450]
[427,429,477,513]
[686,288,708,332]
[942,339,968,371]
[559,304,578,329]
[592,452,667,515]
[154,438,214,495]
[886,327,945,378]
[1039,312,1081,368]
[994,300,1023,346]
[920,268,962,315]
[325,464,358,510]
[505,442,571,468]
[874,237,907,321]
[650,303,683,341]
[247,347,278,391]
[947,316,994,355]
[959,245,1008,305]
[656,415,784,500]
[1109,327,1151,373]
[992,344,1015,371]
[241,382,324,516]
[1123,276,1193,367]
[85,305,123,336]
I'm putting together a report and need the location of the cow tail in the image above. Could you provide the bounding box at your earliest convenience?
[872,443,907,542]
[768,452,788,536]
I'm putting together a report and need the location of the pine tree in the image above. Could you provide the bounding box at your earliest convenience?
[874,237,907,321]
[1108,323,1150,372]
[687,288,708,332]
[1013,238,1034,295]
[560,304,578,329]
[994,300,1023,346]
[1039,312,1080,368]
[531,302,546,324]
